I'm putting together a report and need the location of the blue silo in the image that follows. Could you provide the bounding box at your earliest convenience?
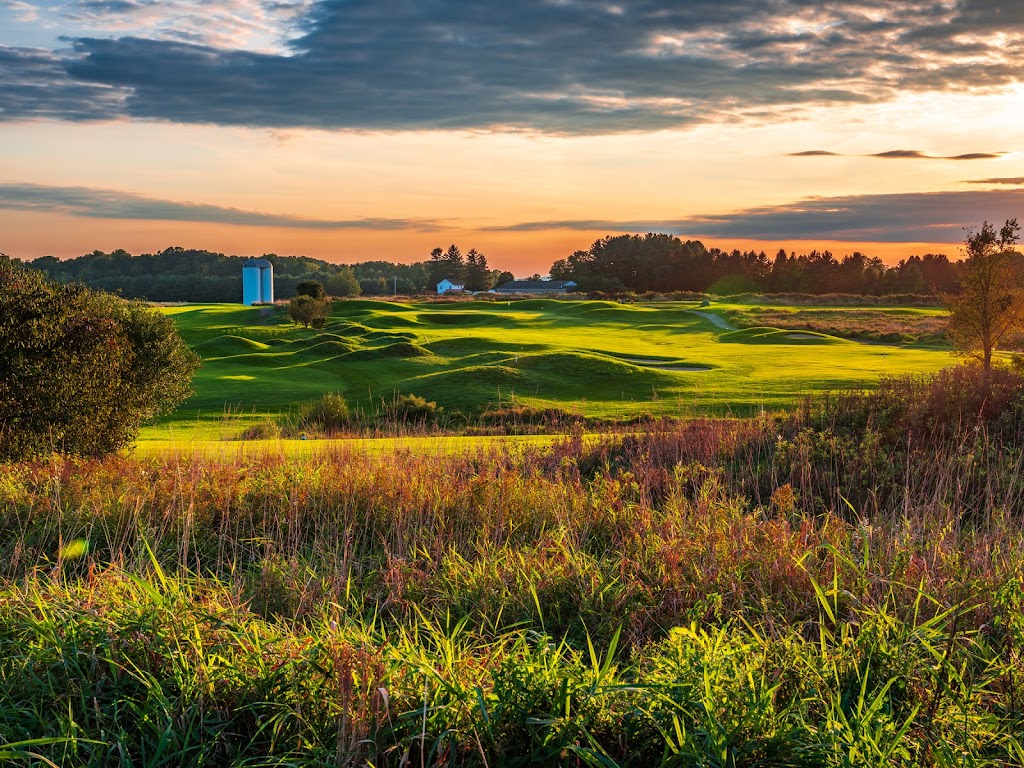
[260,261,274,304]
[242,258,274,304]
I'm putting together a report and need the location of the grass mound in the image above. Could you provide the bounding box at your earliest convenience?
[363,330,418,343]
[720,327,845,345]
[344,341,432,360]
[517,351,668,379]
[195,334,270,356]
[417,311,510,327]
[360,313,420,328]
[292,339,360,358]
[333,299,418,313]
[424,337,551,356]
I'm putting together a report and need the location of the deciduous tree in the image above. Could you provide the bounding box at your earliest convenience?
[287,294,330,328]
[944,219,1024,375]
[0,261,200,459]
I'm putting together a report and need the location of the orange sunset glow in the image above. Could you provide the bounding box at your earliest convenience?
[1,2,1022,273]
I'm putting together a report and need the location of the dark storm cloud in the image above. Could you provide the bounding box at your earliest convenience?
[0,182,442,230]
[0,46,123,120]
[487,189,1024,242]
[2,0,1024,132]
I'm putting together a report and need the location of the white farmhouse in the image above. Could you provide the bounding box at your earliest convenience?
[436,278,465,295]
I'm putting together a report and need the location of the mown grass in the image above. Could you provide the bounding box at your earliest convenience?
[5,367,1024,765]
[146,299,955,440]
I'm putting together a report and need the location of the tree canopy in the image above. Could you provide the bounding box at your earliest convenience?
[0,261,200,460]
[550,234,958,295]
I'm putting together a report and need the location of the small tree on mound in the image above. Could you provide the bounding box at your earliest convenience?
[0,261,200,459]
[287,294,330,328]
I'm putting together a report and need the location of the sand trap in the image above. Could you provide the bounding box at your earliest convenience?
[786,333,821,340]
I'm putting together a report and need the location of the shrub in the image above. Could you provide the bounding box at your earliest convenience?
[287,294,330,328]
[387,393,441,423]
[812,362,1024,441]
[0,260,199,460]
[298,392,351,433]
[239,419,282,440]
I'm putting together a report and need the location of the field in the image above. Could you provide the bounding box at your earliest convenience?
[9,297,1024,766]
[6,396,1024,765]
[145,298,954,441]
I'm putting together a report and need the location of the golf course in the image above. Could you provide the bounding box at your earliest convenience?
[147,297,955,441]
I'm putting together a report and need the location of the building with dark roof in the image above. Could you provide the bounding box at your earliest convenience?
[492,279,577,295]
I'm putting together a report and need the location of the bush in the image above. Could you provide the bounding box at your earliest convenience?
[0,260,200,460]
[298,392,351,433]
[287,295,330,328]
[812,363,1024,442]
[387,393,441,423]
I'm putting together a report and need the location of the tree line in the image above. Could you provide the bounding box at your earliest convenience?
[17,234,1017,303]
[18,245,517,301]
[550,234,966,295]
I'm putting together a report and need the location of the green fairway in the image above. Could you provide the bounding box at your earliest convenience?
[145,298,956,439]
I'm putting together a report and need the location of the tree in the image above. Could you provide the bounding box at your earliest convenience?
[944,219,1024,374]
[324,267,361,297]
[443,244,465,284]
[295,279,326,300]
[0,261,200,460]
[494,270,515,287]
[287,294,330,328]
[464,249,493,291]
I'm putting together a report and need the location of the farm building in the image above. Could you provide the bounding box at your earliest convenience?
[492,279,577,295]
[242,258,274,305]
[436,278,465,294]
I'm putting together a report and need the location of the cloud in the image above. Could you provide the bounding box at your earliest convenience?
[870,150,1003,160]
[1,1,39,23]
[789,149,1005,159]
[0,46,124,121]
[58,0,315,51]
[0,182,443,230]
[1,0,1023,133]
[485,189,1024,243]
[965,177,1024,185]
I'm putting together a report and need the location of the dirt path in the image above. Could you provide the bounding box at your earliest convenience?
[687,310,737,331]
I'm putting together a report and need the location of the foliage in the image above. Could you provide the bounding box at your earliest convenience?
[550,233,959,295]
[297,391,351,433]
[943,219,1024,371]
[6,404,1024,763]
[0,261,199,459]
[464,248,494,291]
[295,278,326,300]
[325,266,362,297]
[387,392,441,422]
[287,294,330,328]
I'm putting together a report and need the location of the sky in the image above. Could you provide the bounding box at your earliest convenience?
[1,0,1023,275]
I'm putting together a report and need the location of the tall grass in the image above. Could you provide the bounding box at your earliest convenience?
[3,366,1024,764]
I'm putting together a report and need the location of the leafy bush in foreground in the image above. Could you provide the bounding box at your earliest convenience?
[0,259,199,460]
